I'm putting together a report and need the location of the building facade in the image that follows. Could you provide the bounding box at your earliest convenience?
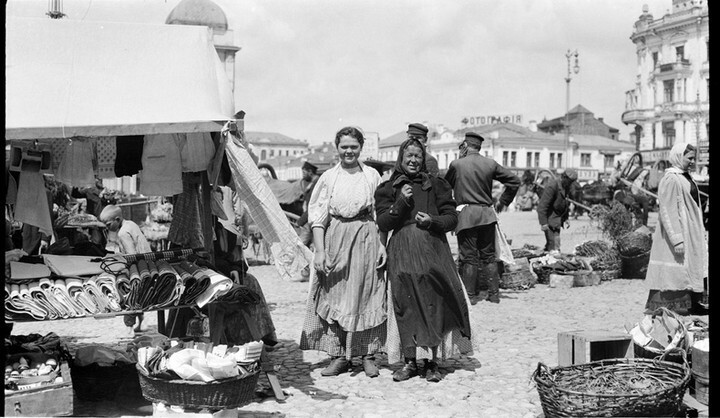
[245,132,310,162]
[379,120,636,183]
[537,105,620,140]
[621,0,709,167]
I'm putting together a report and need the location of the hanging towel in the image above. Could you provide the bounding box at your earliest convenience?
[139,134,183,196]
[56,137,96,188]
[115,135,144,177]
[180,132,216,173]
[15,169,53,237]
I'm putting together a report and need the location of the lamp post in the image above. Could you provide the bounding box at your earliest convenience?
[564,49,579,168]
[689,91,707,171]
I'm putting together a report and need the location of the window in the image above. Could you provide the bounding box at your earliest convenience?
[534,152,540,167]
[604,155,615,169]
[526,152,532,167]
[549,153,556,168]
[663,80,674,103]
[502,151,509,166]
[286,150,290,156]
[510,151,517,167]
[652,51,659,67]
[269,149,275,157]
[676,45,684,62]
[580,153,591,167]
[663,121,675,148]
[557,153,563,168]
[261,150,267,160]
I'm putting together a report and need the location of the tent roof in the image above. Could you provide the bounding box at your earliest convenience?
[6,18,235,140]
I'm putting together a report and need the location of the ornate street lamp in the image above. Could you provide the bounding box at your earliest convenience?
[565,49,579,168]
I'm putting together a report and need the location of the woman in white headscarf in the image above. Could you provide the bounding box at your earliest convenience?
[644,142,708,315]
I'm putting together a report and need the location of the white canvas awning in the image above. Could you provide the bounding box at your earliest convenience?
[6,17,235,140]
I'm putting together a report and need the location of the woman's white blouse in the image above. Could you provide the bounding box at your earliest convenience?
[308,163,381,228]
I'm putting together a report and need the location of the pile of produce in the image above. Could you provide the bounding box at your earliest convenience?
[575,240,621,272]
[589,201,637,245]
[531,254,591,284]
[617,231,652,257]
[512,243,543,259]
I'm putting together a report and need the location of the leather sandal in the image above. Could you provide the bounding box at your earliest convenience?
[392,359,417,382]
[362,356,379,378]
[425,361,442,382]
[321,357,350,376]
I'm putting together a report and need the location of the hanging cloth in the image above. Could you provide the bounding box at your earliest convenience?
[115,135,144,177]
[96,136,117,179]
[167,173,205,249]
[55,137,96,188]
[139,134,183,197]
[180,132,216,173]
[15,169,53,237]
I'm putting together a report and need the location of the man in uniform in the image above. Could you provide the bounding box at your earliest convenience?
[445,132,520,304]
[407,123,439,177]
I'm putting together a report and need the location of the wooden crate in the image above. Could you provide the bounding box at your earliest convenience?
[4,360,73,417]
[558,330,634,366]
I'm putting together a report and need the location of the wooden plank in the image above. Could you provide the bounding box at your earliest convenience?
[260,350,285,401]
[557,332,576,367]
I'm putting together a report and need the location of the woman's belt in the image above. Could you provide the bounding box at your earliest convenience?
[331,208,371,222]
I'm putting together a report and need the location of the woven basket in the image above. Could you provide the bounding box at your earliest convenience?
[500,270,536,290]
[533,354,690,417]
[137,365,260,409]
[619,251,650,279]
[532,265,555,284]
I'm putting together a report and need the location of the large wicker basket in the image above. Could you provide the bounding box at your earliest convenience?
[136,365,260,409]
[532,355,690,417]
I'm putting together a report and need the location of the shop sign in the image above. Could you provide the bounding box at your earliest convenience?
[638,148,670,164]
[463,114,523,127]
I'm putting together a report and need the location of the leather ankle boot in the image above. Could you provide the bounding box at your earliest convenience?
[362,355,379,378]
[321,357,350,376]
[392,358,417,382]
[484,262,500,303]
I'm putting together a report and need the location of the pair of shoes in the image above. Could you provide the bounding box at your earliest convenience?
[321,357,351,376]
[486,294,500,304]
[424,361,442,382]
[392,359,418,382]
[468,294,480,306]
[362,356,379,378]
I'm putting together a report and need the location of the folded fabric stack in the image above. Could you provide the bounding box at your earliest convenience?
[6,254,234,321]
[4,275,123,321]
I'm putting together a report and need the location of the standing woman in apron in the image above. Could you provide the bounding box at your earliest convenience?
[299,126,387,377]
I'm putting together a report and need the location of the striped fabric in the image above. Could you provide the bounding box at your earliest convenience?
[222,125,313,281]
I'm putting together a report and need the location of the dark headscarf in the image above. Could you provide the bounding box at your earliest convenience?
[388,138,432,190]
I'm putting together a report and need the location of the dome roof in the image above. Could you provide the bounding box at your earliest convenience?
[166,0,228,31]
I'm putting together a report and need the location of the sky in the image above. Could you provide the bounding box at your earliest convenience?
[6,0,673,145]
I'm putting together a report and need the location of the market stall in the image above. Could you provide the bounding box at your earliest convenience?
[5,17,308,413]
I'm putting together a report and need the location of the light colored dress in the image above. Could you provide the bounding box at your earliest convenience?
[299,162,387,359]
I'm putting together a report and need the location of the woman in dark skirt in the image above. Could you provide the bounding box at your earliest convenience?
[375,138,473,383]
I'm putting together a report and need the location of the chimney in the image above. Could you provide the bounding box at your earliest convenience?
[598,117,604,123]
[528,120,538,132]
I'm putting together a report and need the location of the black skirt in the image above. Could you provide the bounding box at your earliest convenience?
[386,224,471,349]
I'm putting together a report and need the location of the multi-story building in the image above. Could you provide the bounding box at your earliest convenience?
[379,116,635,183]
[621,0,709,168]
[245,131,310,162]
[537,105,620,140]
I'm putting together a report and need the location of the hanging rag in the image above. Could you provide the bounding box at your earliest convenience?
[167,173,205,249]
[15,169,53,237]
[114,135,144,177]
[55,137,96,188]
[139,134,183,196]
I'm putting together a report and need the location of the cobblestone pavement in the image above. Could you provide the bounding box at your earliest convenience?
[12,211,708,417]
